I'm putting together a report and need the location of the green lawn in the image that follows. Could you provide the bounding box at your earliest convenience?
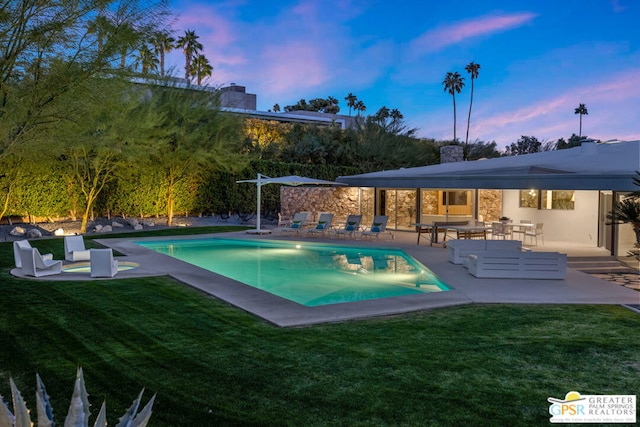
[1,230,639,426]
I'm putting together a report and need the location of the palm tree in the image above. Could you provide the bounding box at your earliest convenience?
[390,108,403,122]
[354,100,366,117]
[190,54,213,85]
[464,61,480,148]
[134,44,158,74]
[87,15,113,54]
[117,22,139,69]
[574,103,588,138]
[442,71,465,142]
[607,198,640,251]
[324,96,340,114]
[152,31,175,76]
[374,106,390,125]
[345,93,357,116]
[177,29,203,81]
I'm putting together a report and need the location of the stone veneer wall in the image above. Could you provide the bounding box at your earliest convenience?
[478,189,502,222]
[421,190,439,215]
[280,187,503,226]
[280,187,361,222]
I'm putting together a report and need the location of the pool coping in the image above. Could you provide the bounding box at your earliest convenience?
[11,231,640,327]
[96,233,476,327]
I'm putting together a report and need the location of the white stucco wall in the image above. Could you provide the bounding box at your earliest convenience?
[502,190,600,245]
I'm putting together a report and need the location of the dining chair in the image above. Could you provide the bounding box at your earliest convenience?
[490,222,505,239]
[525,223,544,246]
[512,219,532,240]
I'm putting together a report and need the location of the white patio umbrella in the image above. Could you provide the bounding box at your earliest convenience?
[236,173,347,234]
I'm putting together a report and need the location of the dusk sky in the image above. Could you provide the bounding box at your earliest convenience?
[165,0,640,148]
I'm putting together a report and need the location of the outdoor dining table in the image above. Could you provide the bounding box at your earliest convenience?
[412,221,480,245]
[512,222,536,231]
[445,224,489,240]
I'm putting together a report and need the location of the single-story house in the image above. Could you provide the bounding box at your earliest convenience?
[335,140,639,257]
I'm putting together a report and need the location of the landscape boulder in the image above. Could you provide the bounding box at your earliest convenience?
[25,228,42,238]
[10,226,26,236]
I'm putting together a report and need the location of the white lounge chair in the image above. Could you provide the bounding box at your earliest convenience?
[13,240,52,268]
[90,248,118,278]
[20,247,62,277]
[360,215,393,240]
[64,235,91,261]
[277,213,290,228]
[278,212,312,234]
[333,214,362,239]
[306,213,334,237]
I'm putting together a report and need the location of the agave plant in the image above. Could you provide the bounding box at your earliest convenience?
[608,198,640,254]
[0,367,155,427]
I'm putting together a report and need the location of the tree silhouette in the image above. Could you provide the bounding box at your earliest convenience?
[374,106,390,125]
[177,29,203,81]
[442,71,465,142]
[354,100,366,117]
[464,61,480,150]
[134,44,158,74]
[574,103,588,138]
[190,54,213,85]
[152,30,175,76]
[87,15,114,54]
[505,135,542,156]
[345,93,357,116]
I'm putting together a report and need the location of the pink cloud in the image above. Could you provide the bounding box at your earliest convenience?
[290,0,318,18]
[167,3,249,72]
[173,6,237,46]
[409,12,537,56]
[256,42,330,96]
[470,69,640,145]
[481,69,640,129]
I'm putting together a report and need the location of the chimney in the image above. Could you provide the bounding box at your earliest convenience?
[440,145,464,163]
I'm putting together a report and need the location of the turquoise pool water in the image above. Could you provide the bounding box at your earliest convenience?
[136,238,450,307]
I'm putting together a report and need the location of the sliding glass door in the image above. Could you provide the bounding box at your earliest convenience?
[377,189,417,231]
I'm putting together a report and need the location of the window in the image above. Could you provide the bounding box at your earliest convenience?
[442,190,467,206]
[542,190,574,210]
[519,190,538,208]
[519,190,575,210]
[438,190,472,215]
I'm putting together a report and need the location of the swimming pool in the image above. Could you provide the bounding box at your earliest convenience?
[137,238,450,307]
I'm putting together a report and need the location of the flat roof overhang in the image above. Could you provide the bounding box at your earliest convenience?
[336,173,637,191]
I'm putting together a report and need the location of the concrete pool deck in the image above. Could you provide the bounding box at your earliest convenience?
[11,230,640,327]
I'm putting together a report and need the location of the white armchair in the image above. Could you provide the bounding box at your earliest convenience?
[64,235,91,262]
[13,240,52,268]
[90,248,118,278]
[20,247,62,277]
